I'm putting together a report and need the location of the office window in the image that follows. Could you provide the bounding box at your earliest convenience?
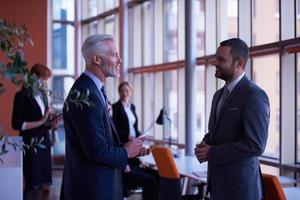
[252,0,279,45]
[142,74,155,137]
[297,0,300,36]
[164,70,178,141]
[217,0,238,43]
[128,5,142,67]
[196,66,206,142]
[142,1,154,66]
[196,0,205,57]
[297,53,300,163]
[164,0,178,62]
[52,0,74,21]
[52,23,74,70]
[252,54,280,159]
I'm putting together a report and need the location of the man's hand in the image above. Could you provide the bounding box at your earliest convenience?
[136,147,151,157]
[124,164,131,173]
[124,138,143,158]
[194,142,210,163]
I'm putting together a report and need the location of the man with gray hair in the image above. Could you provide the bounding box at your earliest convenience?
[61,34,149,200]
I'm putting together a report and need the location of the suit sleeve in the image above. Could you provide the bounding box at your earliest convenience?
[209,90,270,165]
[12,91,25,131]
[66,92,128,170]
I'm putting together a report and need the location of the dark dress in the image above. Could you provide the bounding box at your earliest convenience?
[112,100,158,200]
[12,87,52,190]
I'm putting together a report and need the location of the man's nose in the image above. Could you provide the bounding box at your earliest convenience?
[209,59,217,66]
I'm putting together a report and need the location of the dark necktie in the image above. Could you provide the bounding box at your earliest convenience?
[100,86,108,109]
[216,86,229,120]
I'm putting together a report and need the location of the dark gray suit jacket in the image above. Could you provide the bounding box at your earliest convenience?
[61,74,128,200]
[202,76,269,200]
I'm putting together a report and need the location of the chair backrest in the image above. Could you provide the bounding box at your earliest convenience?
[262,174,287,200]
[150,145,180,179]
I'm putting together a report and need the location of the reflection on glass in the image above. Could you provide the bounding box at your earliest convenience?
[164,0,178,62]
[252,55,280,159]
[217,0,237,43]
[164,70,178,141]
[196,0,205,57]
[52,23,74,70]
[252,0,279,45]
[196,66,205,142]
[52,0,74,20]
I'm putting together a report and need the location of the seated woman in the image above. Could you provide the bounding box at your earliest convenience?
[112,81,158,200]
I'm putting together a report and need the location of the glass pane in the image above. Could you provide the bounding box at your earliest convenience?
[252,0,279,45]
[217,0,238,43]
[51,76,75,107]
[142,1,154,65]
[252,55,280,159]
[297,0,300,36]
[164,0,178,62]
[164,70,178,141]
[52,23,74,70]
[52,0,74,21]
[132,74,143,132]
[196,66,206,142]
[142,74,155,137]
[196,0,205,57]
[297,53,300,162]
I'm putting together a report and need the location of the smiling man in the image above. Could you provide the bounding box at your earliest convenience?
[60,34,149,200]
[194,38,270,200]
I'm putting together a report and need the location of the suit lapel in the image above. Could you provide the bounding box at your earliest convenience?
[212,76,248,133]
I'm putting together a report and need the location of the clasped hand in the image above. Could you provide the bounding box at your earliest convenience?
[194,142,210,163]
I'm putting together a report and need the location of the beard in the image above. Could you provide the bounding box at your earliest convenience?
[101,62,120,78]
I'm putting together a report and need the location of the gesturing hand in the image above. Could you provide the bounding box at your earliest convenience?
[124,138,143,158]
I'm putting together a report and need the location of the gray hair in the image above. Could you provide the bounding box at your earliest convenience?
[81,34,114,66]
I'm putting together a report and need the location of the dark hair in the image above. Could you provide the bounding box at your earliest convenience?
[30,63,52,78]
[118,81,132,93]
[220,38,249,68]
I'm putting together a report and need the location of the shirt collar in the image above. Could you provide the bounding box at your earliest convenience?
[121,100,131,108]
[226,72,245,93]
[84,70,104,94]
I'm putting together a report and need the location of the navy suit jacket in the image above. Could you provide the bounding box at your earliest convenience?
[61,74,128,200]
[202,76,269,200]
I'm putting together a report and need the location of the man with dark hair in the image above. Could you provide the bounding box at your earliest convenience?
[195,38,270,200]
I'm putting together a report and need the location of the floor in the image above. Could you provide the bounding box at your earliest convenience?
[47,170,142,200]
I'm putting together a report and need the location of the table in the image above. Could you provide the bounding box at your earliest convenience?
[140,154,208,182]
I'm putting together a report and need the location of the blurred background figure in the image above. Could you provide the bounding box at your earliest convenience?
[112,81,158,200]
[12,63,60,200]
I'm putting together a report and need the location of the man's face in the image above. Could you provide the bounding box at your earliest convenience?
[101,40,122,77]
[214,46,238,82]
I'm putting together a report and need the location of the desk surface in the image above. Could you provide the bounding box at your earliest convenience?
[140,154,207,182]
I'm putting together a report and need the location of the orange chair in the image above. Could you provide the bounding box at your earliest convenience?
[151,145,181,200]
[262,174,287,200]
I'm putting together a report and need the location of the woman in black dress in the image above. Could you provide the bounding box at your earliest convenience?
[12,63,59,200]
[112,81,158,200]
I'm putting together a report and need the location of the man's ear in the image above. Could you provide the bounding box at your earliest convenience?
[92,54,102,65]
[236,57,245,69]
